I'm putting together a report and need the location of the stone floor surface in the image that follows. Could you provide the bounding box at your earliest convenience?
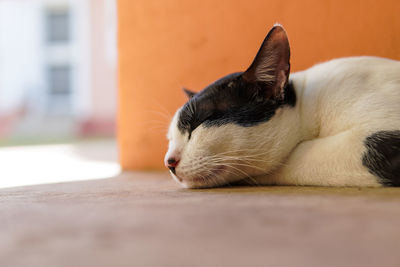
[1,172,400,267]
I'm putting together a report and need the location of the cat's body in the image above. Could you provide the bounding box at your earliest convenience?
[165,25,400,188]
[256,56,400,187]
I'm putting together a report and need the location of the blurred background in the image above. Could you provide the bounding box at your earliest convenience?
[0,0,116,145]
[0,0,119,188]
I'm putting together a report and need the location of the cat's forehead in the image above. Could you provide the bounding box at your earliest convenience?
[177,72,243,133]
[193,72,244,103]
[175,71,295,136]
[203,72,243,90]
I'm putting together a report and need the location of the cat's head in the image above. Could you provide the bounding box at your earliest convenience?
[165,24,296,188]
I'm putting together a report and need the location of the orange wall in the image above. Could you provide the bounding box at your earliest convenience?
[118,0,400,170]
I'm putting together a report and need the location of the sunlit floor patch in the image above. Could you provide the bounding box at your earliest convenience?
[0,140,120,189]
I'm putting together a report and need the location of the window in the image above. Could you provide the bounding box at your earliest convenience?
[48,65,71,95]
[46,9,70,43]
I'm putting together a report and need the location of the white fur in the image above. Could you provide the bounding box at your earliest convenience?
[166,57,400,188]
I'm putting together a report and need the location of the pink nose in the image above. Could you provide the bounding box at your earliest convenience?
[165,157,180,174]
[166,157,179,168]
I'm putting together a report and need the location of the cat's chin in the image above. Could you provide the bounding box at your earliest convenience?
[170,166,228,189]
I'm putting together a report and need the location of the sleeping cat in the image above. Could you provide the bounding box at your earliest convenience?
[164,24,400,188]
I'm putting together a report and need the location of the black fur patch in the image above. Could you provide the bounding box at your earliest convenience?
[362,130,400,186]
[177,73,296,137]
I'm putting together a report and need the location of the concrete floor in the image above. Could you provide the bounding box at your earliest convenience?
[0,140,120,188]
[1,172,400,267]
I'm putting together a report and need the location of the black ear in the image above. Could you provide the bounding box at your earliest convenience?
[242,24,290,100]
[182,87,196,99]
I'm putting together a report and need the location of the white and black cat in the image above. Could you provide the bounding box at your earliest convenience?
[165,24,400,188]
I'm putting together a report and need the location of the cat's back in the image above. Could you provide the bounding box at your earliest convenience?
[304,56,400,88]
[295,56,400,136]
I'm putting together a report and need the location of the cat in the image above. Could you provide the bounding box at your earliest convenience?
[164,24,400,188]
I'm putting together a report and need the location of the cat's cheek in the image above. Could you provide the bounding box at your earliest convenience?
[188,125,231,152]
[173,125,248,188]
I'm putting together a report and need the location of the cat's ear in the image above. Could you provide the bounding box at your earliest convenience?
[182,87,196,99]
[242,24,290,100]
